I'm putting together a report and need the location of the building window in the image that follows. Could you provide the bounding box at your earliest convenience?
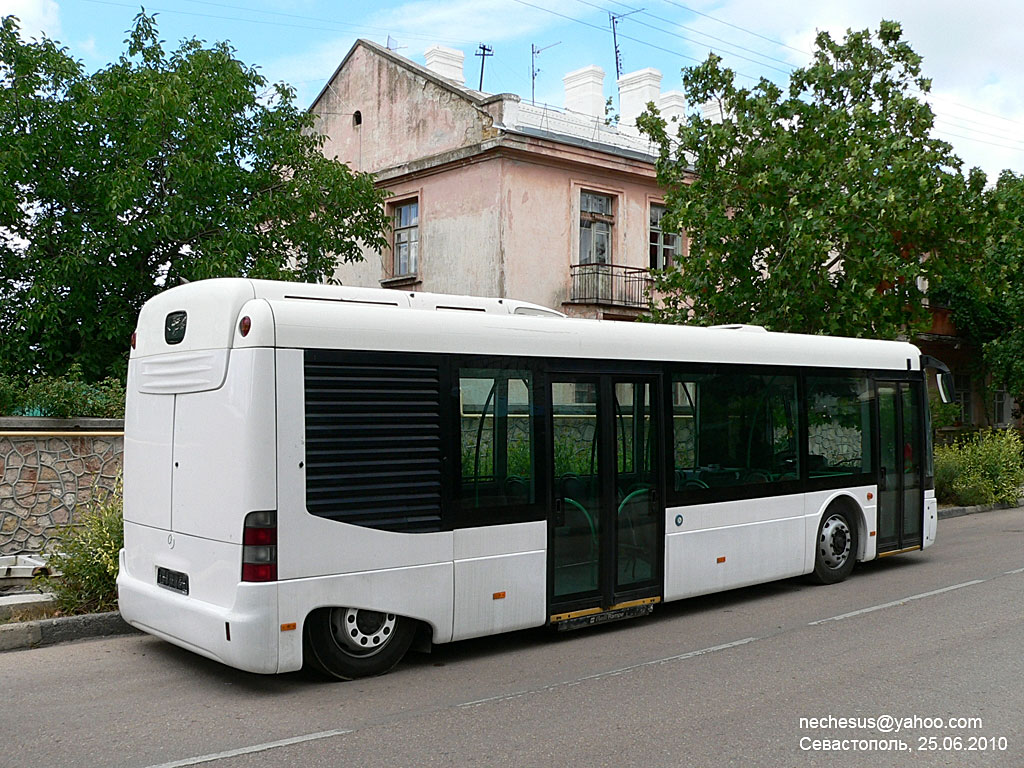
[579,191,613,265]
[649,204,680,270]
[991,388,1009,426]
[954,373,972,425]
[392,200,419,277]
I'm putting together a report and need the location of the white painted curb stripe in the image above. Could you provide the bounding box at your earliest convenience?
[143,729,350,768]
[808,580,986,625]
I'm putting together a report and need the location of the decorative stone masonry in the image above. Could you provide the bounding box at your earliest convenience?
[0,418,123,555]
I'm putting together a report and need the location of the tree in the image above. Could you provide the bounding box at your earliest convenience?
[933,170,1024,413]
[637,21,972,339]
[0,13,389,381]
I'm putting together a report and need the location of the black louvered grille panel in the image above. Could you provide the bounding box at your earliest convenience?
[304,355,443,532]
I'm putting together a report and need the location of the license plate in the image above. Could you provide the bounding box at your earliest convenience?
[157,566,189,595]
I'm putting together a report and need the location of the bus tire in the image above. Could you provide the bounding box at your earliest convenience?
[303,607,416,680]
[810,506,857,585]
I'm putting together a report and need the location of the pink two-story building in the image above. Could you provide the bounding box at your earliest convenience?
[310,39,690,320]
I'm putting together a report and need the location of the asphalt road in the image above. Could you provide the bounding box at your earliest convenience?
[3,507,1023,768]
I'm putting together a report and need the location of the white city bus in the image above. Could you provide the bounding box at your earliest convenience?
[117,278,954,679]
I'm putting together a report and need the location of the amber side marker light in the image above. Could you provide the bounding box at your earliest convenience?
[281,622,297,632]
[716,556,726,564]
[492,591,506,600]
[867,492,874,500]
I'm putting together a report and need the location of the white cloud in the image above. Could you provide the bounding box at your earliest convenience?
[3,0,61,39]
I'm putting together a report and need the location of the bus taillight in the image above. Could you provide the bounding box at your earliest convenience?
[242,510,277,582]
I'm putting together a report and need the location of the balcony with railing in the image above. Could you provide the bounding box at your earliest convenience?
[568,263,653,309]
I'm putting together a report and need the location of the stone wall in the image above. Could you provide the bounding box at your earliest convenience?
[0,419,123,555]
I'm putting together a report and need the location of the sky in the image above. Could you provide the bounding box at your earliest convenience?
[5,0,1024,180]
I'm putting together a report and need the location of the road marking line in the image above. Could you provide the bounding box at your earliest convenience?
[809,580,986,626]
[458,636,757,708]
[1004,567,1024,575]
[143,729,351,768]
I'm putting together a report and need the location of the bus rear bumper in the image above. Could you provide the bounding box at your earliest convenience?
[117,549,280,674]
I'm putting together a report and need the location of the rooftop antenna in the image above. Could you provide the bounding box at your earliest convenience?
[386,35,405,51]
[475,43,493,91]
[531,41,561,105]
[609,9,643,79]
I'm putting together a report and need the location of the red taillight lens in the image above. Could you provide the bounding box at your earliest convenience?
[242,510,277,582]
[239,316,251,337]
[242,563,277,582]
[130,331,137,349]
[243,526,276,546]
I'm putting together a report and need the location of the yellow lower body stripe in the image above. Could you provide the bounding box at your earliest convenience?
[550,596,661,623]
[877,545,922,558]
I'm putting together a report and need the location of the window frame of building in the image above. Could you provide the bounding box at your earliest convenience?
[390,198,419,278]
[990,387,1009,426]
[579,190,615,265]
[649,203,680,271]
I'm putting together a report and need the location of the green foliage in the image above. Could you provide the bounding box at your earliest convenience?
[929,392,962,431]
[0,13,389,382]
[637,22,971,339]
[35,480,124,614]
[932,171,1024,413]
[933,429,1024,506]
[0,364,125,417]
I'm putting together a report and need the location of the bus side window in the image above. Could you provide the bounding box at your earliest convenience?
[459,368,536,512]
[673,372,799,490]
[806,376,873,477]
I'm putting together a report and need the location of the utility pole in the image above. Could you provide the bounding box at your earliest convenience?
[609,9,643,79]
[475,44,493,91]
[530,41,561,105]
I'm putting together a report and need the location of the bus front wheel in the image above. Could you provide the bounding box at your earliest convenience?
[810,506,857,585]
[303,607,416,680]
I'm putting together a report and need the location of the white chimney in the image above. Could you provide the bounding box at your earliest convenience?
[659,90,687,123]
[563,65,605,120]
[423,45,465,86]
[617,67,662,135]
[701,99,726,124]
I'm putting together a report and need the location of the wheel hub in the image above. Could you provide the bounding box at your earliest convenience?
[330,608,397,656]
[820,514,852,569]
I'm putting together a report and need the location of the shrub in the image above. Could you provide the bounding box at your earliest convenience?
[35,479,124,614]
[0,364,125,418]
[933,429,1024,507]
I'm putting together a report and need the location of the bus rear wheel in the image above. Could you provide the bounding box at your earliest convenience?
[303,607,416,680]
[810,506,857,585]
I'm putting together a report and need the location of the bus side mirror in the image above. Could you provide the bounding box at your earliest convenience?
[937,371,955,405]
[921,355,955,405]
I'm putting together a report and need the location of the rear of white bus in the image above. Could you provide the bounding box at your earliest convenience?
[117,279,284,673]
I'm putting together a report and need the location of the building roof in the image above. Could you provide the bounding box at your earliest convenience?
[310,39,661,165]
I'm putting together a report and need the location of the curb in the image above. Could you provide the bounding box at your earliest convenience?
[938,499,1024,520]
[0,610,139,653]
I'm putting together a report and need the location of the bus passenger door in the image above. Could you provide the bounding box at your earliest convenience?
[876,381,923,554]
[548,375,663,621]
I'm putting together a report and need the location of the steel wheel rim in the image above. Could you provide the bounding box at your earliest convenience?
[330,608,397,657]
[819,514,851,569]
